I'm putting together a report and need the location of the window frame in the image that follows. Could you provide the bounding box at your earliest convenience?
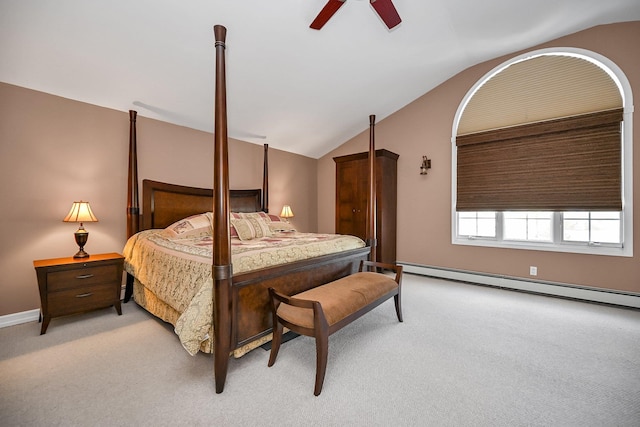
[454,211,624,256]
[561,211,623,245]
[451,48,633,258]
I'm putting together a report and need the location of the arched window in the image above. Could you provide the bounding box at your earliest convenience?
[451,48,633,257]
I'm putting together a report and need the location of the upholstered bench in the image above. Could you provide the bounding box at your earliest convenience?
[268,260,403,395]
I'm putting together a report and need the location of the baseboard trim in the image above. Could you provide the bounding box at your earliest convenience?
[0,309,40,329]
[399,262,640,309]
[4,270,636,328]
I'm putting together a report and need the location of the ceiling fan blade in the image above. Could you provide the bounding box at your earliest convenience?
[310,0,346,30]
[370,0,402,29]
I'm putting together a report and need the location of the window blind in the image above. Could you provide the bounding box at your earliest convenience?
[456,108,623,211]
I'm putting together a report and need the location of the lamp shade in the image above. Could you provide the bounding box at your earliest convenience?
[280,205,294,219]
[63,201,98,223]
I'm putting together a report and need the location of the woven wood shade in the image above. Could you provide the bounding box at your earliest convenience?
[456,109,623,211]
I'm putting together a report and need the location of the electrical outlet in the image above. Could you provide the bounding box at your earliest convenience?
[529,266,538,276]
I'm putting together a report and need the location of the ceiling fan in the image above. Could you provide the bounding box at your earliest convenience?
[310,0,402,30]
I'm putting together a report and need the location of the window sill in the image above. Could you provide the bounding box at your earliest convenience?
[452,237,632,257]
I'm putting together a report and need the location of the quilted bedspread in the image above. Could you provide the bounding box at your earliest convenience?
[123,230,365,355]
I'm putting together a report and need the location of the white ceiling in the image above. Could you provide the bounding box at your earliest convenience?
[2,1,639,158]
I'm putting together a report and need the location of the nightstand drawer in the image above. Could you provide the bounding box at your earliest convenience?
[48,283,117,316]
[47,264,119,292]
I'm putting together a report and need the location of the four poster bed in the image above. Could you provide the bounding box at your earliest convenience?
[122,25,380,393]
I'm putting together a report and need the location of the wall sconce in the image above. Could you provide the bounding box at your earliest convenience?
[420,156,432,175]
[63,201,98,258]
[280,205,294,222]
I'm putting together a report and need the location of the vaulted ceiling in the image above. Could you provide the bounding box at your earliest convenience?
[1,1,639,158]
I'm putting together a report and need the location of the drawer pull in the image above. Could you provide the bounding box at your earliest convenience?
[75,274,94,279]
[75,292,93,298]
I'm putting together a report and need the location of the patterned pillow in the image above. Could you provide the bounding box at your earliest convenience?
[233,211,296,232]
[161,213,212,240]
[230,217,272,241]
[238,212,270,221]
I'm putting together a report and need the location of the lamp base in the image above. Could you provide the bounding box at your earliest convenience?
[73,229,90,259]
[73,248,90,259]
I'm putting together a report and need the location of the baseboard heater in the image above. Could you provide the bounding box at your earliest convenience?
[399,262,640,309]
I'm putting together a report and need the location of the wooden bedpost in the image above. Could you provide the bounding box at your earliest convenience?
[212,24,232,394]
[367,114,377,263]
[263,143,269,213]
[127,110,139,239]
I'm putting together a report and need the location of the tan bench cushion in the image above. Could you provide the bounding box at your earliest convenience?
[277,272,398,329]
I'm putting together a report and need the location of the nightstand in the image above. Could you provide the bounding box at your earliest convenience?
[33,252,124,334]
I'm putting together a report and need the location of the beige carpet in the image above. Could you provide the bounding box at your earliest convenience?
[1,274,639,426]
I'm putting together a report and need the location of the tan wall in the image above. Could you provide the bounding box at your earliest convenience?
[0,83,317,316]
[318,22,640,294]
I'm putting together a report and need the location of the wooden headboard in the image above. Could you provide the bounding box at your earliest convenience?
[141,179,262,230]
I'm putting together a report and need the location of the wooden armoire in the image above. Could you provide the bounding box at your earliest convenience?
[334,149,398,264]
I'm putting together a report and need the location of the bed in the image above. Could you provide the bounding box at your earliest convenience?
[123,25,380,394]
[123,185,368,356]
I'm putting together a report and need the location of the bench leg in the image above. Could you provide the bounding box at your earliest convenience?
[394,294,403,322]
[268,321,284,367]
[314,331,329,396]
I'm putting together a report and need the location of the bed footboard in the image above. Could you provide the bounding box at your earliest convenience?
[231,246,370,348]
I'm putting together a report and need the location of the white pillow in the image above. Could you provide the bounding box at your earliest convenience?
[161,213,212,240]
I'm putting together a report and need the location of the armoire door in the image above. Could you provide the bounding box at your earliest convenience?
[334,149,398,264]
[335,157,368,240]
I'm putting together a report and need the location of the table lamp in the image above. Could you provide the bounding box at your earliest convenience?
[280,205,294,222]
[63,201,98,258]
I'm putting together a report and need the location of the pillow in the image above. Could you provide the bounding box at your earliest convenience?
[233,211,296,232]
[230,212,263,237]
[236,212,270,221]
[161,213,212,240]
[230,217,272,241]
